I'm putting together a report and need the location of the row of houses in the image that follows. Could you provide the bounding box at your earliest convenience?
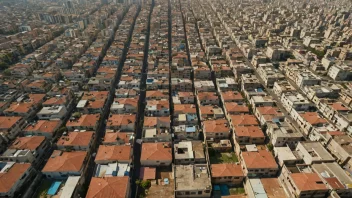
[0,3,131,198]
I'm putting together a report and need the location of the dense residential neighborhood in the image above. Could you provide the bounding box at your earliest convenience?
[1,0,352,197]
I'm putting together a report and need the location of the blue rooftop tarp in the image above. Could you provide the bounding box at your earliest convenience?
[47,181,62,195]
[220,184,230,196]
[214,185,220,191]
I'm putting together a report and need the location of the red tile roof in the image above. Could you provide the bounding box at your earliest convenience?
[140,167,156,180]
[9,136,45,150]
[57,132,94,147]
[95,145,131,162]
[86,177,129,198]
[230,115,259,126]
[290,173,328,191]
[42,150,87,172]
[24,120,61,135]
[0,163,31,194]
[242,150,278,169]
[141,143,172,161]
[211,164,244,177]
[203,119,229,133]
[234,126,265,138]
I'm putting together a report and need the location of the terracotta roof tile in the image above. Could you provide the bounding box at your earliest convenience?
[103,132,133,144]
[42,150,87,172]
[211,164,244,177]
[0,163,31,194]
[230,115,259,126]
[234,126,265,138]
[9,136,46,150]
[242,150,278,169]
[225,102,249,113]
[140,167,156,180]
[107,114,136,127]
[330,102,349,111]
[24,120,61,134]
[174,104,197,114]
[57,132,94,147]
[290,173,328,191]
[141,143,172,161]
[95,145,131,162]
[86,177,129,198]
[257,106,284,115]
[0,116,22,129]
[300,112,327,125]
[203,119,230,133]
[221,91,244,101]
[66,114,100,128]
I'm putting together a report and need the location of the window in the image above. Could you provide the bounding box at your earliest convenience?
[205,190,210,193]
[198,191,202,195]
[185,192,190,195]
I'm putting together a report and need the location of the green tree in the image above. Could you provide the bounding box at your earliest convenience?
[0,62,9,70]
[140,180,151,189]
[72,112,82,118]
[135,179,141,186]
[267,143,274,153]
[3,69,11,76]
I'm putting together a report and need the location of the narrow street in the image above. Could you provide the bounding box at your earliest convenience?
[130,1,154,197]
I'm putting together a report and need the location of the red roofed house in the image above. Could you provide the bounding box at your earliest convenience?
[211,164,244,185]
[57,131,94,151]
[24,120,61,139]
[66,114,100,131]
[140,143,172,166]
[229,114,259,128]
[139,167,156,180]
[233,126,265,145]
[254,106,285,126]
[323,102,352,131]
[86,176,130,198]
[241,150,278,177]
[279,164,329,198]
[42,150,88,179]
[0,136,48,165]
[0,116,25,140]
[203,119,230,142]
[0,162,35,197]
[106,114,136,132]
[95,145,132,164]
[103,131,134,145]
[296,112,328,136]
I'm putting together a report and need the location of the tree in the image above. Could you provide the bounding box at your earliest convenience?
[140,180,151,189]
[135,179,141,186]
[0,62,8,70]
[267,143,274,153]
[3,69,11,76]
[57,126,67,134]
[72,112,81,118]
[136,179,151,189]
